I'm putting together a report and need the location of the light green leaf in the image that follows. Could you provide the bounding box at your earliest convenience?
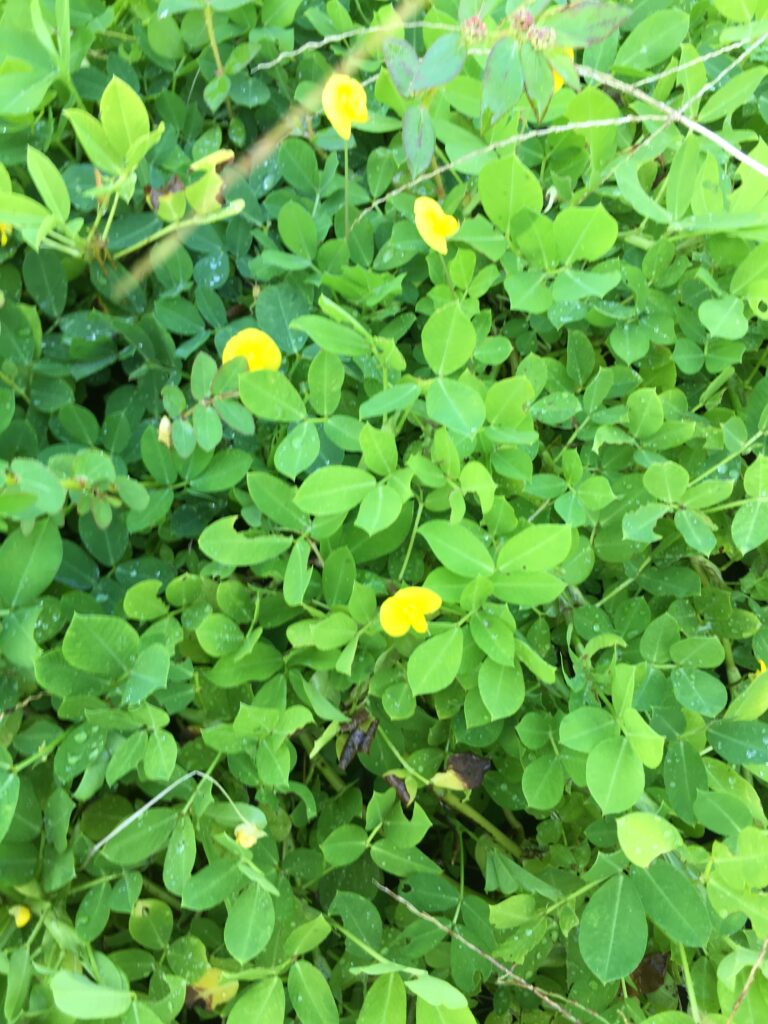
[616,813,682,867]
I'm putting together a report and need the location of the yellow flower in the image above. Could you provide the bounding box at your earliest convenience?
[380,586,442,638]
[0,223,11,247]
[234,821,266,849]
[413,196,460,255]
[222,329,282,373]
[157,415,172,449]
[756,659,767,677]
[321,73,369,141]
[553,47,575,93]
[190,968,239,1010]
[9,904,31,928]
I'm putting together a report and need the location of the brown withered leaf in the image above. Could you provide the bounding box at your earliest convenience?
[338,717,378,770]
[447,753,492,790]
[144,174,184,212]
[384,773,411,807]
[630,952,669,994]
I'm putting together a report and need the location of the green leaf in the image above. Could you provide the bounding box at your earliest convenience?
[614,9,689,70]
[0,771,21,845]
[287,961,339,1024]
[586,737,645,814]
[522,755,565,810]
[578,874,647,983]
[616,813,682,867]
[422,301,475,376]
[99,75,150,162]
[26,145,70,221]
[708,720,768,765]
[632,861,711,947]
[479,154,543,236]
[359,974,407,1024]
[294,466,376,516]
[419,520,494,577]
[320,824,368,866]
[0,518,62,608]
[407,628,464,696]
[402,105,435,177]
[239,370,307,422]
[732,500,768,554]
[224,886,275,963]
[62,612,139,677]
[496,525,573,573]
[50,972,132,1020]
[482,38,523,123]
[230,980,285,1024]
[554,204,618,263]
[63,108,122,174]
[198,516,292,566]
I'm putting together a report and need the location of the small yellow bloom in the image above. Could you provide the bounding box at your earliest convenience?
[553,47,575,93]
[413,196,459,256]
[190,968,239,1010]
[0,223,11,247]
[157,415,172,449]
[222,329,282,373]
[234,821,266,849]
[189,149,235,174]
[756,659,767,677]
[380,586,442,638]
[321,73,369,141]
[9,904,31,928]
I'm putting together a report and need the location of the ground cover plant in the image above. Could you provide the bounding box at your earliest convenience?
[2,0,768,1020]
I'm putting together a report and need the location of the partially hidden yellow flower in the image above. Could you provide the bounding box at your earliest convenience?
[380,586,442,638]
[9,904,31,928]
[186,148,234,215]
[321,73,369,141]
[755,659,767,677]
[157,415,172,449]
[234,821,266,849]
[222,329,282,373]
[190,968,239,1011]
[413,196,459,256]
[553,47,575,93]
[0,223,11,247]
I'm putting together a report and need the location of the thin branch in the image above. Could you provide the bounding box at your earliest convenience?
[577,63,768,180]
[376,882,612,1024]
[353,114,665,224]
[249,21,457,73]
[633,37,753,87]
[726,938,768,1024]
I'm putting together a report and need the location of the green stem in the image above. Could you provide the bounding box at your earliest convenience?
[689,430,765,487]
[14,734,65,773]
[678,944,701,1023]
[398,499,424,580]
[344,141,350,241]
[595,556,652,609]
[0,371,29,403]
[112,206,239,260]
[298,732,345,793]
[100,191,122,245]
[203,3,234,120]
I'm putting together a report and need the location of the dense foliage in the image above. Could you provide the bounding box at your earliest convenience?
[2,0,768,1021]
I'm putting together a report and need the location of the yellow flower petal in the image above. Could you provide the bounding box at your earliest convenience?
[0,222,11,247]
[414,196,460,255]
[553,47,575,93]
[9,904,31,928]
[322,73,369,141]
[380,594,411,637]
[234,821,266,849]
[222,329,282,372]
[757,659,767,676]
[380,586,442,637]
[189,149,235,173]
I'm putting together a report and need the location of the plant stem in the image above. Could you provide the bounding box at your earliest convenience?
[398,499,423,580]
[344,140,350,241]
[678,944,701,1024]
[203,3,234,119]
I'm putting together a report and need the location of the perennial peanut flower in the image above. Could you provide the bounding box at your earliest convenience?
[413,196,459,255]
[9,904,30,928]
[234,821,266,849]
[756,659,767,677]
[0,223,11,247]
[321,73,369,141]
[553,47,575,93]
[222,328,282,372]
[380,586,442,638]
